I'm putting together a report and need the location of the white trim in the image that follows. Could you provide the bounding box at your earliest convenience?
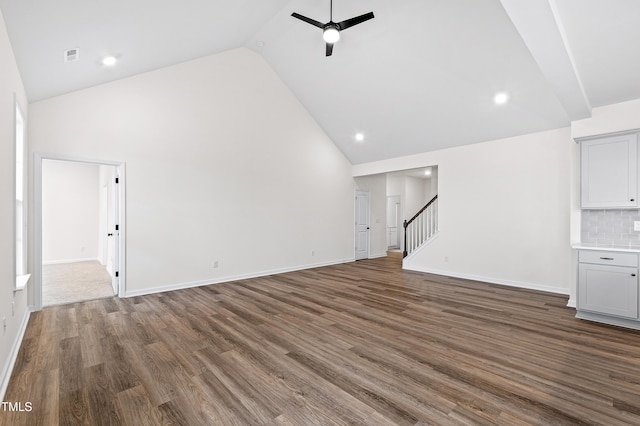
[124,257,355,298]
[42,257,101,265]
[402,265,571,296]
[34,153,127,310]
[576,310,640,330]
[15,274,30,291]
[368,252,388,259]
[567,298,576,308]
[573,127,640,143]
[14,95,28,290]
[403,231,440,260]
[354,189,371,260]
[0,307,32,402]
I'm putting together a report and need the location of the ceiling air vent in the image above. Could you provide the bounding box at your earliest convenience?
[64,48,79,63]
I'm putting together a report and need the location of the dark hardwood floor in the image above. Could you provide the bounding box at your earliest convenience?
[3,256,640,425]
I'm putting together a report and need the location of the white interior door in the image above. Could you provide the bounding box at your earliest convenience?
[109,170,120,295]
[355,190,370,260]
[387,195,401,249]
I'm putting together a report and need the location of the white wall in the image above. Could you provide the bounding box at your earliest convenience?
[354,127,576,298]
[386,175,403,199]
[572,98,640,139]
[354,174,387,258]
[29,48,355,296]
[0,8,30,400]
[42,160,100,263]
[426,167,438,201]
[405,177,427,221]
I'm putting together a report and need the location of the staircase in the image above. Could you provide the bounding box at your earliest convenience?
[403,194,438,258]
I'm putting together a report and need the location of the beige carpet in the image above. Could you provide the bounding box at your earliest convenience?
[42,260,116,306]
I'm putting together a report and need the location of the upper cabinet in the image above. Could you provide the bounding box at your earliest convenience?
[580,132,639,209]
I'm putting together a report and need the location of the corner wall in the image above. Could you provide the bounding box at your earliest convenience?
[0,8,30,400]
[354,127,576,298]
[29,48,355,297]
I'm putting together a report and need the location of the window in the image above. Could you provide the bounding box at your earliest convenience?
[15,100,28,290]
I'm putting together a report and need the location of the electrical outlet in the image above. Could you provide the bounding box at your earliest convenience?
[12,300,15,316]
[311,250,315,256]
[213,260,219,269]
[2,317,6,334]
[444,256,449,263]
[634,221,640,232]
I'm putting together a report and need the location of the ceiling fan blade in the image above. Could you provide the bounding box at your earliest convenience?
[291,12,325,29]
[326,42,334,57]
[336,12,374,31]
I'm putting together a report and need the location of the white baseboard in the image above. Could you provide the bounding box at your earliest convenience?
[368,252,388,259]
[43,257,100,265]
[0,307,32,402]
[403,265,571,297]
[124,257,356,298]
[567,298,576,308]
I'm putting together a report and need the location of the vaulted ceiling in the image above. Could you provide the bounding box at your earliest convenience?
[1,0,639,164]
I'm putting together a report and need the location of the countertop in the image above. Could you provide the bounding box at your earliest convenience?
[572,243,640,253]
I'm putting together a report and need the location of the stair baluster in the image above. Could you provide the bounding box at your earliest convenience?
[402,194,438,258]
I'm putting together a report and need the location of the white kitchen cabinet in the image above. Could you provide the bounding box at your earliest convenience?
[580,132,638,209]
[578,264,638,319]
[576,250,639,325]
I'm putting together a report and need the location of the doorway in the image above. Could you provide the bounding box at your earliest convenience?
[386,195,401,249]
[34,154,126,309]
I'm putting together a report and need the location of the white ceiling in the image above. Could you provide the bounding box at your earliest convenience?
[1,0,639,164]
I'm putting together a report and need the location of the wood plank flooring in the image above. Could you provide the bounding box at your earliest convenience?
[3,257,640,425]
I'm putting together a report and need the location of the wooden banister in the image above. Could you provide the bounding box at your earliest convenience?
[405,194,438,226]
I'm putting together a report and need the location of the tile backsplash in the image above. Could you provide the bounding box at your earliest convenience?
[581,209,640,247]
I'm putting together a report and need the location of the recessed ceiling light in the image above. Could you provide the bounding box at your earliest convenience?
[355,132,365,142]
[256,41,265,47]
[494,92,509,105]
[102,56,117,66]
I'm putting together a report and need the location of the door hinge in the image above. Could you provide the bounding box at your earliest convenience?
[115,177,119,184]
[115,224,119,231]
[115,271,119,278]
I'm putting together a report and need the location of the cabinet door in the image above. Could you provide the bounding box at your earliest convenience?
[578,263,638,318]
[581,133,638,208]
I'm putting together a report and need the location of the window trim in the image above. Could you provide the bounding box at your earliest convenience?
[15,96,28,291]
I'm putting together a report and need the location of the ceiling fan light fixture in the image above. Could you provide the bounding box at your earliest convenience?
[291,0,374,56]
[323,26,340,44]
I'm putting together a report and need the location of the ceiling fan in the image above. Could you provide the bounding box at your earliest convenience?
[291,0,375,57]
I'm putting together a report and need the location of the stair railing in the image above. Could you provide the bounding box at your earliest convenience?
[403,194,438,258]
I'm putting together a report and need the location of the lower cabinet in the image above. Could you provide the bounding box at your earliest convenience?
[576,250,640,328]
[578,263,638,318]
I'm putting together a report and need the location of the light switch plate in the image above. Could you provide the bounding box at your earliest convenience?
[634,221,640,231]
